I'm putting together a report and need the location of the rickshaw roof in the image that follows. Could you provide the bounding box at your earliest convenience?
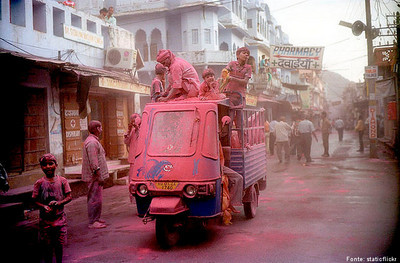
[146,98,230,108]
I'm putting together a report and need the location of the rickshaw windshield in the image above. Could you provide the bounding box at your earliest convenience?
[148,110,199,156]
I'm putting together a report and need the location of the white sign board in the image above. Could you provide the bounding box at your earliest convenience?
[64,24,104,49]
[270,45,324,70]
[365,66,378,79]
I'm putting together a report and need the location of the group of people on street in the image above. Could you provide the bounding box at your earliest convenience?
[265,110,367,165]
[265,113,319,165]
[32,120,112,263]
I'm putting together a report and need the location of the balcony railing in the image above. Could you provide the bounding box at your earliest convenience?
[177,50,233,66]
[249,73,282,95]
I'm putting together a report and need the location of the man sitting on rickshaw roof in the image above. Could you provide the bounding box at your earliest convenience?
[199,68,226,101]
[156,49,200,102]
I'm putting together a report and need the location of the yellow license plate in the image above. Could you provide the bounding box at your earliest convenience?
[154,182,179,191]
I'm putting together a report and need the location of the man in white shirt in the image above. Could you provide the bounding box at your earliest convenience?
[298,114,318,164]
[105,6,117,26]
[269,118,277,155]
[274,116,292,163]
[334,118,345,142]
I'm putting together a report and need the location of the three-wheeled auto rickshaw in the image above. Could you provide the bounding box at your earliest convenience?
[128,96,267,247]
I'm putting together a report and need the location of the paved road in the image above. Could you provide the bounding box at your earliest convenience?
[4,131,399,262]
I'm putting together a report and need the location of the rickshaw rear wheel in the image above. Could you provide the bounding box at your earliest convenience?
[243,185,258,219]
[156,217,181,248]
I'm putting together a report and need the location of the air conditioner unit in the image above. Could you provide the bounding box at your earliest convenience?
[105,48,137,70]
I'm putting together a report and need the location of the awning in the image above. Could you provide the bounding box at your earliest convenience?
[282,82,309,91]
[0,48,150,95]
[257,95,281,104]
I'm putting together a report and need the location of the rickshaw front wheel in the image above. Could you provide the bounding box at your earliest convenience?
[156,216,181,248]
[243,184,258,219]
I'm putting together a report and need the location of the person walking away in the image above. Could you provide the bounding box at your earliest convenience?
[82,120,109,229]
[334,118,345,142]
[290,114,301,159]
[355,116,365,152]
[199,68,226,100]
[320,111,331,157]
[151,64,166,102]
[105,6,117,26]
[274,116,292,163]
[156,49,200,101]
[32,154,72,263]
[264,119,270,155]
[269,118,277,155]
[259,55,266,74]
[298,114,318,165]
[217,68,230,93]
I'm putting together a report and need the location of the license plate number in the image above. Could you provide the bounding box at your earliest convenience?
[155,182,179,190]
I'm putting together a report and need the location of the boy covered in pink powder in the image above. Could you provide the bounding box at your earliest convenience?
[199,68,226,100]
[32,154,72,263]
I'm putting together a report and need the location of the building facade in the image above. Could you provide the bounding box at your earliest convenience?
[0,0,149,187]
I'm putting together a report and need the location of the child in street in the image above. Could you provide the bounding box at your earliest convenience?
[32,154,72,263]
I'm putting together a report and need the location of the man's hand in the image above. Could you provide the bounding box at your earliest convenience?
[49,201,59,207]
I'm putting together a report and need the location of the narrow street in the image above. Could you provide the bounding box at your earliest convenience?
[3,131,399,263]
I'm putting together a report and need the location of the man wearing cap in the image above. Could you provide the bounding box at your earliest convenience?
[156,49,200,101]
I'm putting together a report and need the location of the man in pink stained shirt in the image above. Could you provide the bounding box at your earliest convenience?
[82,120,109,229]
[156,49,200,101]
[151,64,166,102]
[199,68,226,100]
[224,47,252,107]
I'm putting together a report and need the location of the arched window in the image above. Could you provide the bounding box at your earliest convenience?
[150,29,163,61]
[135,30,148,62]
[220,42,229,51]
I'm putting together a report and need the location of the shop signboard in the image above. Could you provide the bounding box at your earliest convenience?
[369,105,377,139]
[365,66,378,79]
[270,45,324,70]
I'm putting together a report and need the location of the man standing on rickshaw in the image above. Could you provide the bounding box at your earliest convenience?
[224,47,252,107]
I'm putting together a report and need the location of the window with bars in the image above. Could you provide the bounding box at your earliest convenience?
[192,29,198,44]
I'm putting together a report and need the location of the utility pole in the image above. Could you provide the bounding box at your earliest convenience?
[365,0,378,158]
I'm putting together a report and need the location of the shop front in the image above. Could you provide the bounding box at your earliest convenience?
[60,70,150,167]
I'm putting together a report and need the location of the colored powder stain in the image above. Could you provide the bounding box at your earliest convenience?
[333,189,350,194]
[227,233,255,246]
[136,248,152,260]
[263,231,303,246]
[259,196,274,202]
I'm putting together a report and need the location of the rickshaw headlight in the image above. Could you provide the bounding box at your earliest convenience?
[138,184,148,196]
[184,185,197,197]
